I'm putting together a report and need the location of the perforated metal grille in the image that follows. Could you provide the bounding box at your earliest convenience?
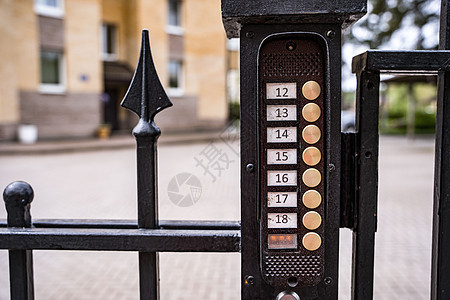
[264,255,322,278]
[260,53,322,77]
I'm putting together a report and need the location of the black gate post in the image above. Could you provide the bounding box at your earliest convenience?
[221,2,366,299]
[352,70,379,300]
[3,181,35,300]
[431,0,450,298]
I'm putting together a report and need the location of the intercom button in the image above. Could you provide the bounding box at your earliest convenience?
[302,81,321,100]
[302,211,322,230]
[302,168,321,187]
[302,103,321,122]
[302,146,321,166]
[302,125,321,144]
[302,190,322,209]
[302,232,322,251]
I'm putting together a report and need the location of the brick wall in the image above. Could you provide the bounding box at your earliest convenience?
[20,91,101,139]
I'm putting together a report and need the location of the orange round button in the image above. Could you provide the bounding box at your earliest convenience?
[302,168,321,188]
[302,103,321,122]
[302,211,322,230]
[302,232,322,251]
[302,81,321,100]
[302,125,321,144]
[302,147,321,166]
[302,190,322,209]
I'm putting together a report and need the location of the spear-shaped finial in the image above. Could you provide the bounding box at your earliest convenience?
[121,29,170,300]
[121,29,172,129]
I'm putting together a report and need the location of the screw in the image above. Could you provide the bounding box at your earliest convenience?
[245,31,255,39]
[326,30,336,39]
[324,276,333,285]
[246,163,255,173]
[329,163,335,172]
[244,275,254,285]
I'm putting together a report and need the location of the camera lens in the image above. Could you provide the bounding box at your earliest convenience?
[286,41,296,51]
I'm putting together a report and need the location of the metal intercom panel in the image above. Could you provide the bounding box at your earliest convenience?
[239,24,341,299]
[258,33,328,288]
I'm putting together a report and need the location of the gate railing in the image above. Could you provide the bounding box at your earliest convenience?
[0,30,240,300]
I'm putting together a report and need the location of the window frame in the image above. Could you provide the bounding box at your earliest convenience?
[39,49,66,94]
[168,59,184,97]
[34,0,64,18]
[166,0,184,35]
[101,23,119,61]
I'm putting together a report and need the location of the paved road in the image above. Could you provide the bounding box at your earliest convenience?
[0,136,435,299]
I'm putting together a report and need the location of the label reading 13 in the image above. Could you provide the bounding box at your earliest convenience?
[267,105,297,121]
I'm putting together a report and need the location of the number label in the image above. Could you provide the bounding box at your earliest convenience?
[266,83,297,99]
[267,127,297,143]
[267,105,297,121]
[267,149,297,164]
[268,192,297,207]
[267,170,297,186]
[268,213,297,228]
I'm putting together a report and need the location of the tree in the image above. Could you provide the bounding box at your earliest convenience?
[347,0,441,50]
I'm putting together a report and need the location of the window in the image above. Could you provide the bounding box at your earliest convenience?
[168,60,183,96]
[167,0,184,35]
[40,50,65,94]
[34,0,64,18]
[101,23,118,61]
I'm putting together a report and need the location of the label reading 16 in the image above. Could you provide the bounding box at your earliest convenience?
[267,170,297,186]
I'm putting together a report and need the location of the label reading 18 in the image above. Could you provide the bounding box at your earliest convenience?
[266,83,297,99]
[268,213,297,228]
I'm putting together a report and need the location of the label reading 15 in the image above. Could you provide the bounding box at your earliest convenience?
[267,149,297,164]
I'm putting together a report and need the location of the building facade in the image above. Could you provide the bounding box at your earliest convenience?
[0,0,233,141]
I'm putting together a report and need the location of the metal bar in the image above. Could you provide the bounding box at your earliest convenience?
[340,132,356,229]
[0,219,241,230]
[3,181,35,300]
[352,50,450,73]
[351,71,380,300]
[0,228,241,252]
[431,1,450,299]
[121,29,172,300]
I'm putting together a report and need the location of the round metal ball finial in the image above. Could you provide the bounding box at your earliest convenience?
[3,181,34,206]
[3,181,34,228]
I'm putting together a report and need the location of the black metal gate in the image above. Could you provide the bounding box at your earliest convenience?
[1,0,450,299]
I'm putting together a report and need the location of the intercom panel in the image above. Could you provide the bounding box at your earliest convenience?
[258,33,328,288]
